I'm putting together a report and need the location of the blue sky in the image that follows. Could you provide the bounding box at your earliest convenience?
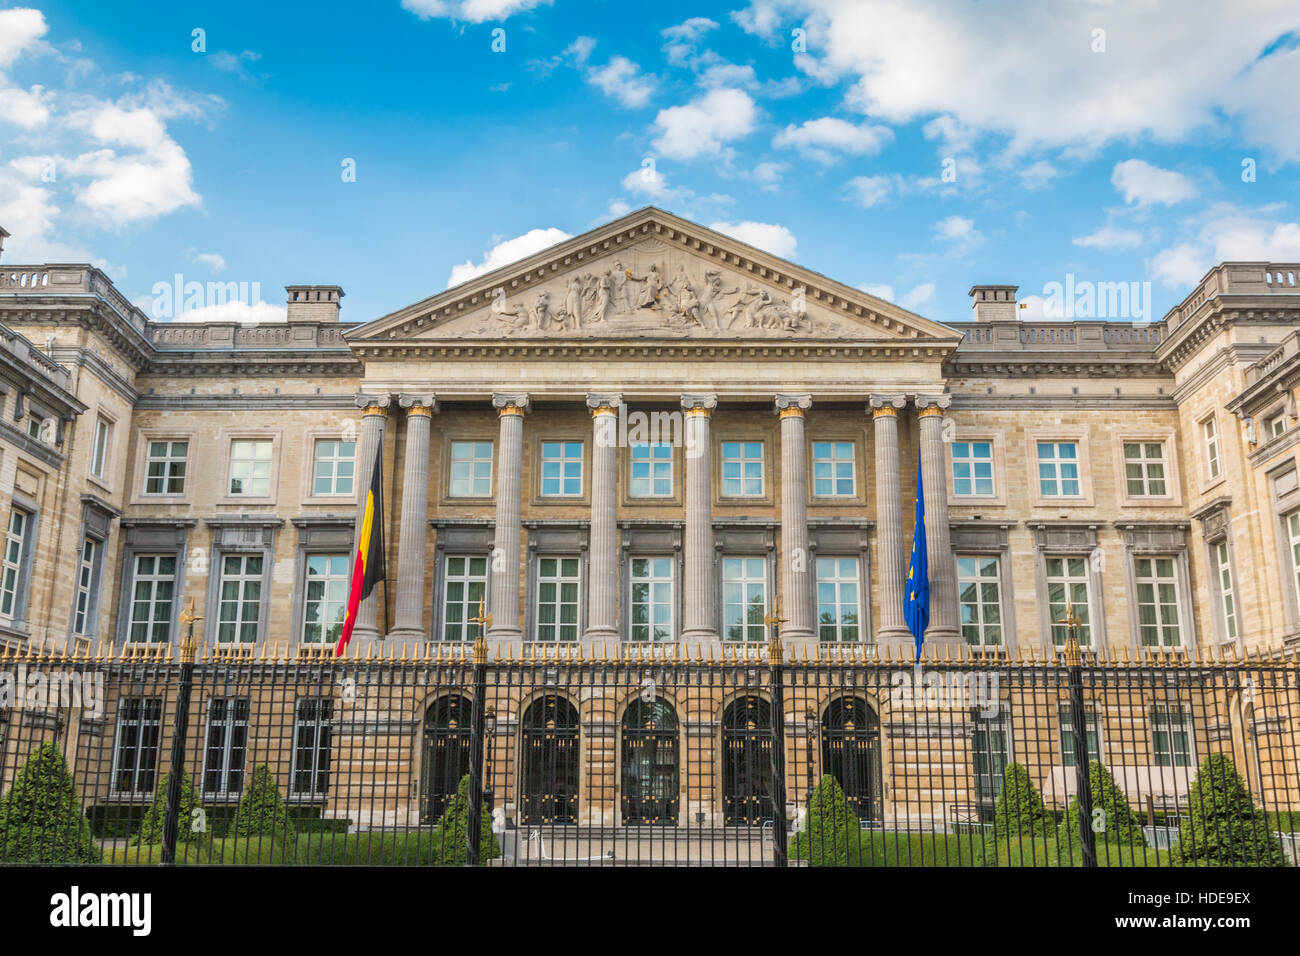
[2,0,1299,326]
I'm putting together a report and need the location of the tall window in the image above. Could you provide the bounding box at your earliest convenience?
[540,441,583,497]
[0,510,29,620]
[228,440,272,496]
[202,697,249,796]
[951,441,995,497]
[217,554,263,644]
[1037,442,1080,497]
[72,537,100,635]
[90,417,111,479]
[127,554,176,643]
[143,440,188,495]
[629,557,673,642]
[957,556,1002,646]
[1203,417,1220,480]
[302,554,349,645]
[292,697,333,796]
[1058,706,1101,768]
[535,557,580,642]
[629,442,673,497]
[815,556,860,642]
[720,441,764,497]
[1124,442,1167,496]
[312,439,356,496]
[1135,557,1182,648]
[442,555,487,641]
[1151,704,1194,767]
[112,697,162,794]
[722,557,766,642]
[812,441,855,497]
[1215,541,1237,642]
[1046,556,1091,646]
[1288,512,1300,613]
[972,713,1011,802]
[449,441,492,497]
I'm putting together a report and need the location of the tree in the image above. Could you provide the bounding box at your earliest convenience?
[992,763,1049,838]
[1173,753,1287,867]
[229,764,297,859]
[790,774,863,866]
[1060,761,1146,849]
[0,742,101,863]
[431,774,500,866]
[134,770,207,846]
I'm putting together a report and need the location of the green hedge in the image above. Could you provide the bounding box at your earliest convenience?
[1173,753,1288,867]
[0,742,102,863]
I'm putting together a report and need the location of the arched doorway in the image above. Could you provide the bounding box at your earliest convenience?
[620,699,679,825]
[520,695,580,824]
[722,696,773,826]
[420,695,473,823]
[821,697,882,821]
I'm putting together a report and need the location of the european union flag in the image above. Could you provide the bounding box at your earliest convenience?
[904,452,929,662]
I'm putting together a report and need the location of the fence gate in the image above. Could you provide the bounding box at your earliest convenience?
[821,697,882,821]
[620,699,680,825]
[519,695,580,824]
[722,696,773,826]
[421,695,473,823]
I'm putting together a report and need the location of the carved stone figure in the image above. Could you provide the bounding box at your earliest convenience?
[530,290,552,330]
[628,263,664,310]
[562,277,584,330]
[589,271,613,324]
[609,260,634,313]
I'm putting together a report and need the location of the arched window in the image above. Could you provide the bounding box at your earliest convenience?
[821,697,882,821]
[621,699,679,825]
[721,696,772,826]
[520,695,580,824]
[420,695,473,823]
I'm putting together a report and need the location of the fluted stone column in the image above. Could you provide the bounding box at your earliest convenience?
[871,395,910,649]
[488,393,529,642]
[681,393,718,642]
[351,394,391,644]
[776,394,814,643]
[585,393,621,642]
[916,394,960,645]
[388,394,436,642]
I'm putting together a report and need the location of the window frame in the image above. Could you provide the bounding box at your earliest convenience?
[1150,703,1195,769]
[300,553,351,646]
[89,415,113,483]
[809,439,858,500]
[814,554,862,643]
[532,554,583,643]
[628,441,675,500]
[215,552,266,645]
[110,696,163,796]
[1044,554,1095,647]
[720,554,769,642]
[447,438,495,499]
[219,430,281,504]
[308,436,358,499]
[1201,415,1222,484]
[291,696,334,798]
[1058,705,1103,768]
[628,555,675,642]
[1026,430,1094,507]
[441,553,490,642]
[71,535,104,638]
[202,696,250,799]
[1133,555,1184,649]
[956,553,1004,648]
[950,440,996,499]
[537,439,585,499]
[0,506,33,624]
[125,552,178,644]
[719,440,767,499]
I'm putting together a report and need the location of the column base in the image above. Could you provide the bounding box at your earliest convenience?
[583,626,620,642]
[875,626,916,654]
[386,626,427,643]
[350,625,383,643]
[775,626,816,645]
[923,624,963,649]
[680,627,719,643]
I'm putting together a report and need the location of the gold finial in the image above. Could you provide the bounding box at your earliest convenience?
[178,596,202,662]
[764,600,788,632]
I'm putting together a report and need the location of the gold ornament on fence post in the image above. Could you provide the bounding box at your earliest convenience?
[178,596,203,663]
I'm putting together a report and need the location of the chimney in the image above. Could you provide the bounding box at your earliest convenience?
[0,227,9,262]
[968,284,1018,322]
[285,285,344,323]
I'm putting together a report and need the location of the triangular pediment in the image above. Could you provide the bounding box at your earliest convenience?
[346,208,960,347]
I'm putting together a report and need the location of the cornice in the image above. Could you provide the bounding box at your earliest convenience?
[134,393,358,411]
[1158,302,1300,371]
[949,393,1175,411]
[945,357,1168,378]
[349,339,957,362]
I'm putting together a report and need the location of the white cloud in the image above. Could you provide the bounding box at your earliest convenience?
[772,117,892,164]
[193,252,227,274]
[586,55,656,109]
[933,215,983,254]
[446,226,573,287]
[662,17,720,66]
[749,161,786,192]
[1150,243,1207,288]
[857,282,933,310]
[566,36,596,64]
[707,220,797,258]
[621,163,677,201]
[651,88,757,160]
[858,283,894,301]
[0,85,49,128]
[1073,226,1145,250]
[844,174,894,208]
[400,0,553,23]
[1149,205,1300,287]
[169,300,288,324]
[0,7,47,69]
[1018,160,1059,190]
[1111,159,1197,206]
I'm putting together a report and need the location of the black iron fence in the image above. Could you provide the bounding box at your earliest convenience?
[0,638,1296,867]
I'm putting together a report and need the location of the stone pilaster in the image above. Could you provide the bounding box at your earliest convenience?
[585,393,622,642]
[388,394,436,642]
[870,395,910,650]
[351,394,391,644]
[681,393,718,642]
[916,394,960,645]
[488,393,529,642]
[775,394,814,643]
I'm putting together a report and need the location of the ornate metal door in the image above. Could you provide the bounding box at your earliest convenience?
[722,696,773,826]
[821,697,882,821]
[620,699,680,825]
[420,695,473,823]
[520,695,580,824]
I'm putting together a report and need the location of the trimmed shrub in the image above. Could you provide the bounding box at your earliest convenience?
[430,775,500,866]
[790,775,862,866]
[228,765,297,861]
[992,763,1049,838]
[1173,753,1287,867]
[1060,761,1146,849]
[0,742,101,863]
[134,771,207,846]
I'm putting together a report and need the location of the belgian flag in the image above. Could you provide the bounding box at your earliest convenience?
[337,443,385,656]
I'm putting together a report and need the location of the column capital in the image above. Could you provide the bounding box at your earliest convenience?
[774,393,812,416]
[398,392,437,413]
[354,392,393,410]
[869,394,907,415]
[681,392,718,414]
[492,392,530,415]
[914,393,952,416]
[585,393,623,416]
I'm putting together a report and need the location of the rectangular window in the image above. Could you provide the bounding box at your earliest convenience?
[1037,442,1080,497]
[1059,706,1101,768]
[127,554,176,644]
[972,713,1011,803]
[302,554,349,645]
[535,556,580,642]
[1151,704,1194,768]
[1046,556,1091,646]
[112,697,162,795]
[951,441,995,497]
[291,697,333,796]
[812,441,856,497]
[0,509,29,620]
[1267,413,1287,439]
[629,557,673,642]
[217,554,263,644]
[90,418,111,479]
[72,537,100,636]
[311,439,356,496]
[144,440,188,495]
[1135,557,1182,648]
[228,440,272,496]
[540,441,583,497]
[815,556,860,642]
[202,697,249,797]
[1124,442,1167,496]
[722,556,767,642]
[449,441,493,497]
[1216,541,1237,642]
[720,441,765,497]
[957,555,1002,647]
[629,442,673,497]
[1203,418,1220,480]
[442,555,488,641]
